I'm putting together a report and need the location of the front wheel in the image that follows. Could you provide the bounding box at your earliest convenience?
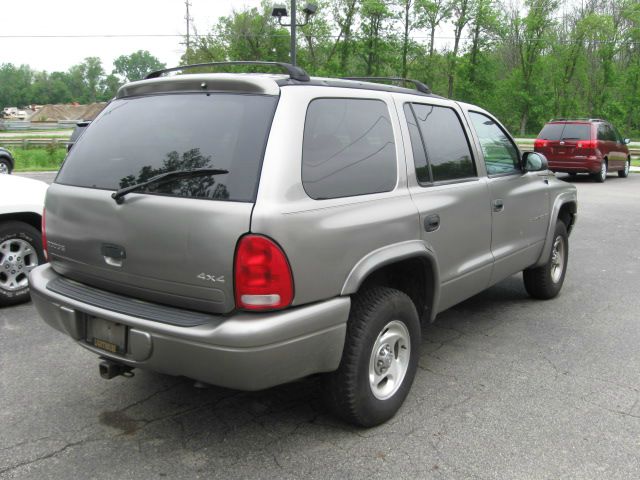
[523,221,568,300]
[0,221,45,306]
[324,287,420,427]
[618,159,630,178]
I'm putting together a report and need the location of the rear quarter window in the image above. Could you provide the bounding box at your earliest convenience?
[302,98,397,200]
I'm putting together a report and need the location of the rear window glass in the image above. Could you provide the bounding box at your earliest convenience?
[56,93,278,202]
[538,123,590,141]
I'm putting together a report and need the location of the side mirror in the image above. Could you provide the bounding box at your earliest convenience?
[523,151,548,172]
[624,138,631,145]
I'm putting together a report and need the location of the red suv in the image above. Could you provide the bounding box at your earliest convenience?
[534,119,631,182]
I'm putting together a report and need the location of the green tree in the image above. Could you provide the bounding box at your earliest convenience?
[113,50,166,82]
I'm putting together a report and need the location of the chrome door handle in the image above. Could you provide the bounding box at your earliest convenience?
[492,199,504,212]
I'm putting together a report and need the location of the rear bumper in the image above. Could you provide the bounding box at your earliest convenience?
[29,264,349,390]
[547,156,601,173]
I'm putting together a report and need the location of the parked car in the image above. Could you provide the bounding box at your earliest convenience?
[30,62,577,426]
[0,147,14,174]
[534,118,631,182]
[67,121,91,152]
[0,174,48,306]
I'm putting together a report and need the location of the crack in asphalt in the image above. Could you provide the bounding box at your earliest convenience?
[0,437,98,476]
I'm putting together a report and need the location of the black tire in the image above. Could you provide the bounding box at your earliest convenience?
[0,157,12,175]
[593,159,607,183]
[523,221,568,300]
[0,221,45,307]
[618,158,630,178]
[324,287,421,427]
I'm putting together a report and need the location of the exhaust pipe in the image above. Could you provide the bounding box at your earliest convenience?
[99,358,134,379]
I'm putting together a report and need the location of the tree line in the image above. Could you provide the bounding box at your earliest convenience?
[185,0,639,136]
[1,0,638,136]
[0,51,165,108]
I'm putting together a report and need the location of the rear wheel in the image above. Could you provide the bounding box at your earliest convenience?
[523,221,568,300]
[593,159,607,183]
[324,287,420,427]
[618,158,630,178]
[0,221,45,306]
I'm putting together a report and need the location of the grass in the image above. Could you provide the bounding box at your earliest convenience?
[3,146,66,171]
[632,158,640,168]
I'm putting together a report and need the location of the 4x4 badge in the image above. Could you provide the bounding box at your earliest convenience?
[197,273,225,283]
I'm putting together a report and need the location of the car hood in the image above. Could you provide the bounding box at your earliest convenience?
[0,175,48,215]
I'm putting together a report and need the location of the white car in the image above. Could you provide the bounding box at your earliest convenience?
[0,174,48,306]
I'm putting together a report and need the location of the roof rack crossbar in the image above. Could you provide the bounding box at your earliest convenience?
[342,77,432,94]
[145,61,311,82]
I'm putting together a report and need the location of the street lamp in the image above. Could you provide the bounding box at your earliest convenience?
[271,1,318,66]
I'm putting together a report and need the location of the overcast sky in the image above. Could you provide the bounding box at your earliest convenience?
[1,0,263,72]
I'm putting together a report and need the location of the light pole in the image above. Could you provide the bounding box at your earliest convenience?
[272,2,318,66]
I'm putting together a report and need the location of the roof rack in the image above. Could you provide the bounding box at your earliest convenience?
[550,117,606,122]
[342,77,432,94]
[145,61,311,82]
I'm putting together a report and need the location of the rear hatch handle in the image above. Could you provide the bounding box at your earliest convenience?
[111,167,229,204]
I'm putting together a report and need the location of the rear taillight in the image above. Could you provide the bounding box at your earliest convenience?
[577,140,596,149]
[234,234,293,311]
[534,139,548,149]
[41,209,48,260]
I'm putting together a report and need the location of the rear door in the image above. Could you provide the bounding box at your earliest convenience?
[604,123,625,169]
[47,92,278,314]
[397,98,493,312]
[465,109,550,284]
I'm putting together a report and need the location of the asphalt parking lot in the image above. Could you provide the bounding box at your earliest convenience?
[2,173,639,479]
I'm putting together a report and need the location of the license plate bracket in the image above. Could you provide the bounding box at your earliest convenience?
[86,317,127,354]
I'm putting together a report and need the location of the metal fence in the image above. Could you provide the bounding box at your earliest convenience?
[0,138,71,148]
[0,120,74,131]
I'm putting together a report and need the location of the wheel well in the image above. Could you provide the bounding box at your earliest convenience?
[358,257,435,323]
[0,212,41,231]
[558,202,576,235]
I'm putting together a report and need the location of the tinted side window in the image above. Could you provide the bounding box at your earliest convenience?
[403,103,431,183]
[605,124,617,142]
[302,98,396,200]
[411,104,475,182]
[469,112,520,175]
[597,124,607,141]
[612,125,623,143]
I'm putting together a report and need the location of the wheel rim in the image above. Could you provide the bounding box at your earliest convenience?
[0,162,8,174]
[368,320,411,400]
[625,160,630,175]
[600,161,607,180]
[0,238,38,291]
[550,235,565,284]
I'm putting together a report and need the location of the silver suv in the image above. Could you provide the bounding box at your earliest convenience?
[30,62,577,427]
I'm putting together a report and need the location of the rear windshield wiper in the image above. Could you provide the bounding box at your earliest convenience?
[111,167,229,204]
